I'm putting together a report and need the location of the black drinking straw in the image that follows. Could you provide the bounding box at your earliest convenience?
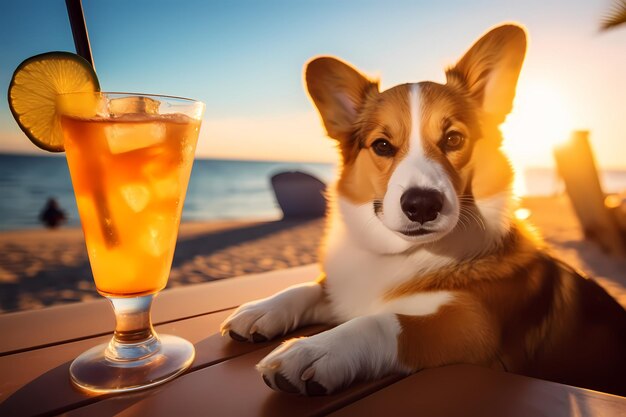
[65,0,95,70]
[65,0,119,247]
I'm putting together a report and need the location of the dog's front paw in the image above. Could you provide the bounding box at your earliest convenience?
[220,298,293,343]
[256,334,356,396]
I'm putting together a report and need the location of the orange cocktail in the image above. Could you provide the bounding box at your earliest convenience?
[8,49,205,394]
[63,111,199,296]
[58,92,204,394]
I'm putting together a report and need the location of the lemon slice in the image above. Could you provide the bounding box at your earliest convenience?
[8,51,100,152]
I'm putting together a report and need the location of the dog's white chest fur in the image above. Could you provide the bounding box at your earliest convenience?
[322,199,457,322]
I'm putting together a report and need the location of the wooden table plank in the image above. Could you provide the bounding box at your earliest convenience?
[329,365,626,417]
[1,311,230,406]
[0,264,319,355]
[64,346,404,417]
[0,310,326,417]
[3,264,625,417]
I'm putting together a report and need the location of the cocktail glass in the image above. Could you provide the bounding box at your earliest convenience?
[57,92,204,393]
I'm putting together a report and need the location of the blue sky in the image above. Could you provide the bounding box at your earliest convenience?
[0,0,624,168]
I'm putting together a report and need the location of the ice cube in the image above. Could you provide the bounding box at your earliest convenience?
[143,154,176,178]
[140,215,172,257]
[106,122,166,154]
[120,184,151,212]
[109,97,160,116]
[153,174,181,199]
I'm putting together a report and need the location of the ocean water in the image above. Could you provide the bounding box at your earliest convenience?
[0,154,335,231]
[1,154,626,231]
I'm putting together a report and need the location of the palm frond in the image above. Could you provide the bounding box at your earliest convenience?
[601,0,626,30]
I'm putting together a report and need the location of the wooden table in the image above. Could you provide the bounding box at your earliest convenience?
[1,264,625,416]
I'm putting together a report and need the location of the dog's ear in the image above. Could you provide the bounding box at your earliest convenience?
[305,57,379,142]
[446,24,526,126]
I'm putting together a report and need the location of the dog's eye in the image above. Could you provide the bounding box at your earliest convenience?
[443,131,465,151]
[371,139,396,157]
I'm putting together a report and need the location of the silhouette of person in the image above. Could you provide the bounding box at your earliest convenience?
[40,197,67,229]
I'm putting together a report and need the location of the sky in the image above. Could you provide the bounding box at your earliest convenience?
[0,0,624,171]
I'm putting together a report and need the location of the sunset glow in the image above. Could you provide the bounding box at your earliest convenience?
[0,1,624,171]
[501,80,574,194]
[502,81,573,150]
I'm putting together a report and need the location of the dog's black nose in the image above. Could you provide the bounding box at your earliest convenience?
[400,188,444,224]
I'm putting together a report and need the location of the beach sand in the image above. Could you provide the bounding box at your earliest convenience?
[1,195,625,313]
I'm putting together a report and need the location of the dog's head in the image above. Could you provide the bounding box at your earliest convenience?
[306,24,526,254]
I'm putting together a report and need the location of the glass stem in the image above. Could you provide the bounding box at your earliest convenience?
[105,294,161,362]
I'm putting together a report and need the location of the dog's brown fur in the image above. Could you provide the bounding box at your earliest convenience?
[307,25,626,396]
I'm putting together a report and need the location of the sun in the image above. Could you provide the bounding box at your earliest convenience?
[500,80,574,195]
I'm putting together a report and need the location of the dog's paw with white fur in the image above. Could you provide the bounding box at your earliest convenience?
[257,314,405,395]
[256,333,357,396]
[220,298,294,343]
[220,282,327,343]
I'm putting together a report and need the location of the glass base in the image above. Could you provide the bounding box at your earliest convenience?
[70,334,195,394]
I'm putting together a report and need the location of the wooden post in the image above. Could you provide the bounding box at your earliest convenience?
[553,130,626,256]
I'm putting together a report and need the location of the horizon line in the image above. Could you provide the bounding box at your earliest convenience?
[2,151,626,171]
[0,150,337,166]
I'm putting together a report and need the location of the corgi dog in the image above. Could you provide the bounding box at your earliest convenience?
[220,24,626,397]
